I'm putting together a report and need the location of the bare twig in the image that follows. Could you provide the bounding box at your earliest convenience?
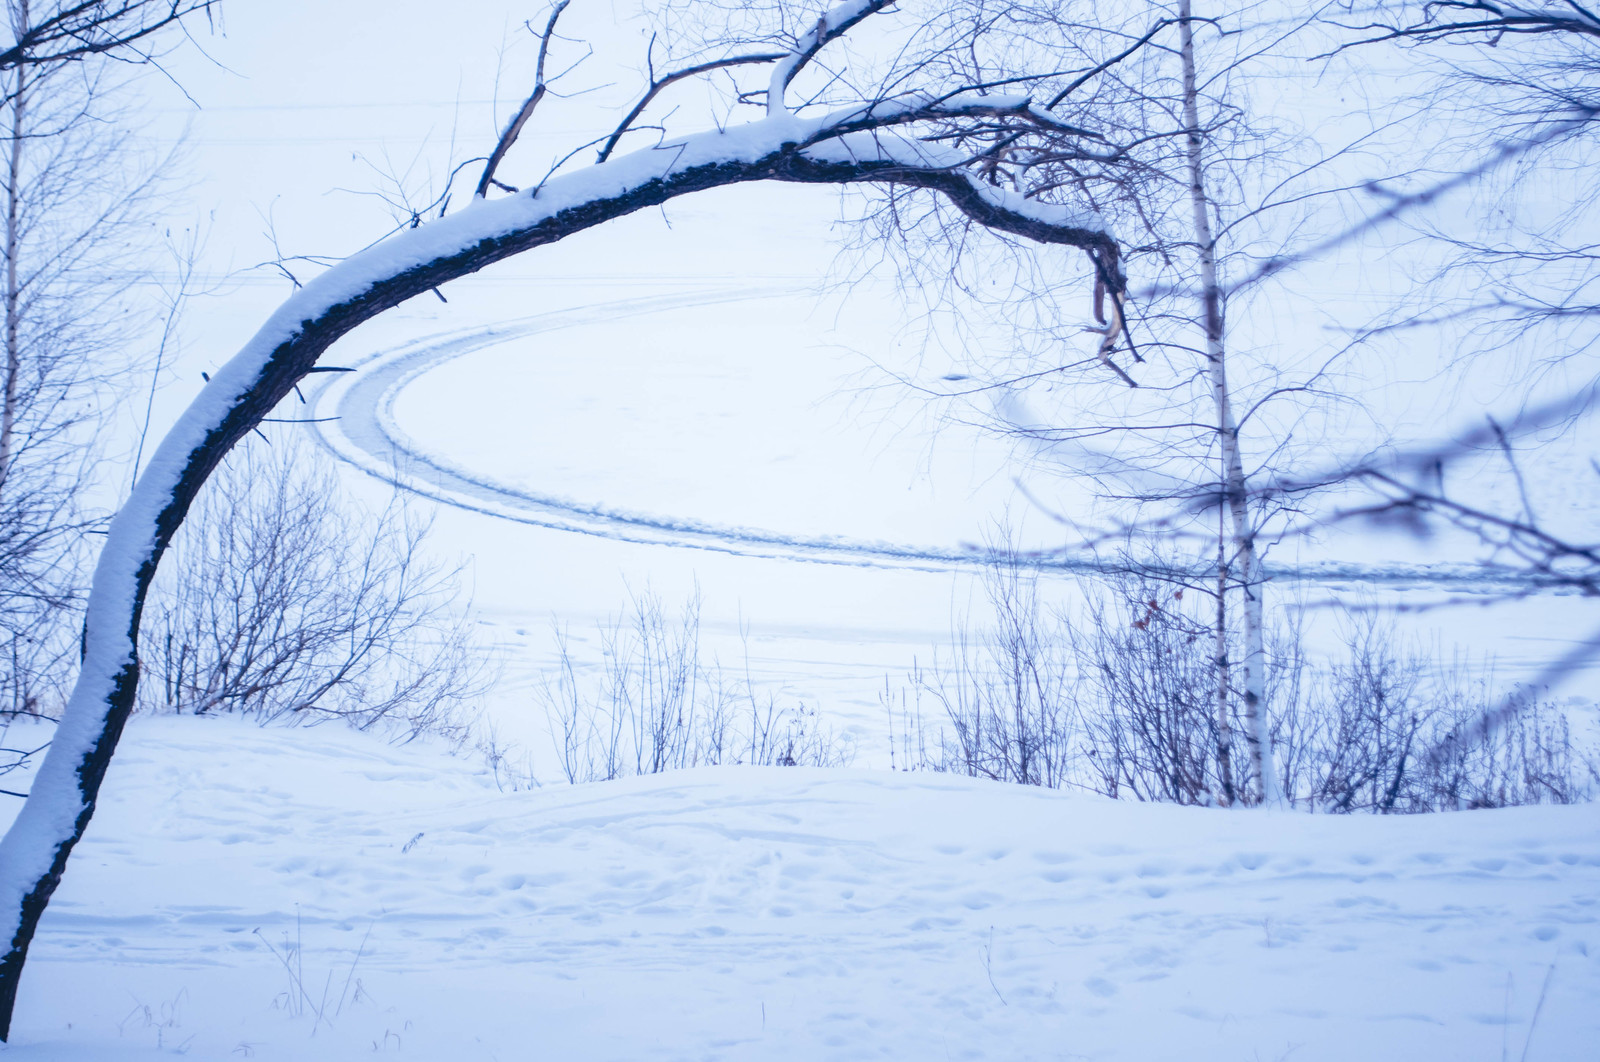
[475,0,571,199]
[597,49,787,163]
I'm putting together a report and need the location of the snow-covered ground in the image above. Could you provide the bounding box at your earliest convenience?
[1,715,1595,1060]
[14,3,1592,1057]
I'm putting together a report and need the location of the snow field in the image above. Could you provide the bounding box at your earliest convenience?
[1,714,1595,1060]
[318,285,1067,563]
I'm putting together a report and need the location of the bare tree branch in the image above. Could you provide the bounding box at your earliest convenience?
[767,0,896,116]
[474,0,571,199]
[0,0,216,80]
[598,48,788,163]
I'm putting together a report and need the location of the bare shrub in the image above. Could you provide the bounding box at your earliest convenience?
[892,561,1597,812]
[1272,618,1430,812]
[905,560,1080,789]
[887,566,1229,803]
[1274,622,1598,813]
[138,439,489,742]
[539,587,853,785]
[1075,581,1227,805]
[1425,683,1596,809]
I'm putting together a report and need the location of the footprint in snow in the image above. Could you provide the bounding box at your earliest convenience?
[1032,850,1078,865]
[1084,976,1118,998]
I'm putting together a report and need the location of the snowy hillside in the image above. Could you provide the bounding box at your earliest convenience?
[1,715,1594,1060]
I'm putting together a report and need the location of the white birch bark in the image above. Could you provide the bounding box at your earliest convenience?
[0,0,24,503]
[1213,508,1236,806]
[1178,0,1279,805]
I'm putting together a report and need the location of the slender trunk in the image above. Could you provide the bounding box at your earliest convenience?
[0,4,25,504]
[1213,511,1235,806]
[1178,0,1278,805]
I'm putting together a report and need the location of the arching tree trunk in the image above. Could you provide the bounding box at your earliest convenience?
[0,113,1121,1037]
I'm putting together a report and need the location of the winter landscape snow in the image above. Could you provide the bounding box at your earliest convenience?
[2,716,1597,1060]
[2,0,1599,1059]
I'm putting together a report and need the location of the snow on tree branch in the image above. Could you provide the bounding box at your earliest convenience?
[767,0,892,116]
[0,0,1122,1038]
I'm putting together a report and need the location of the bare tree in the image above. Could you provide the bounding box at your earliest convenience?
[1320,3,1600,417]
[879,1,1600,811]
[1,0,194,718]
[847,1,1363,804]
[0,0,1142,1035]
[0,0,216,82]
[1174,0,1281,802]
[0,0,225,1036]
[1291,2,1600,761]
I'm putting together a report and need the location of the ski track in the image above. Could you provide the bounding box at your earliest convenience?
[311,292,1572,593]
[9,717,1598,1060]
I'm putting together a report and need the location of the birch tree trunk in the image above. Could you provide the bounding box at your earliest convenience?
[0,0,24,503]
[1178,0,1279,805]
[1213,507,1236,806]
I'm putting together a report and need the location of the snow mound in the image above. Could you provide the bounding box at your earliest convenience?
[2,715,1595,1060]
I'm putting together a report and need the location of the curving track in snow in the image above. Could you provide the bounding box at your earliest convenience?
[311,291,1568,593]
[310,288,1098,574]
